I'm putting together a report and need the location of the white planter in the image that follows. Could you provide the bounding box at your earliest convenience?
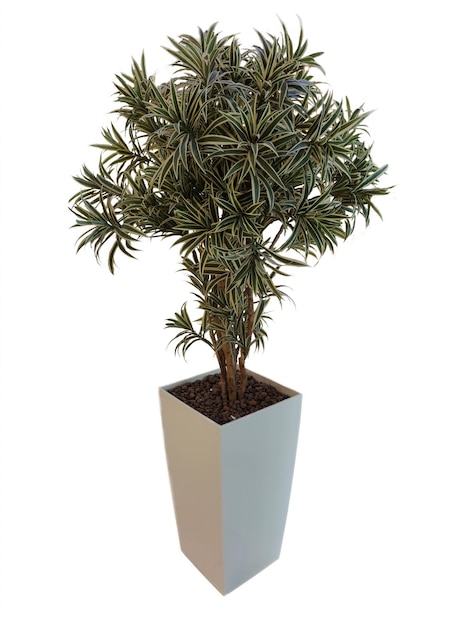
[159,368,302,595]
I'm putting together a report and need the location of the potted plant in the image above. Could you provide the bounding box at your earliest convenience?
[69,21,389,594]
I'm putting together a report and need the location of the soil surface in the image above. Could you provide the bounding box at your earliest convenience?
[168,373,289,425]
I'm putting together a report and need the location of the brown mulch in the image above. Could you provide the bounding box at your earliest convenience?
[168,373,289,425]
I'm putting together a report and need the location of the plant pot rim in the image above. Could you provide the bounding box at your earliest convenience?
[159,368,301,428]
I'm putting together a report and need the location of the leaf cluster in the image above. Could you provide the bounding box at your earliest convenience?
[70,21,390,365]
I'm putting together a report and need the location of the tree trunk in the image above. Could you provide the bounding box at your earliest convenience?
[211,329,227,402]
[222,341,237,406]
[209,287,254,408]
[239,352,247,398]
[239,287,254,398]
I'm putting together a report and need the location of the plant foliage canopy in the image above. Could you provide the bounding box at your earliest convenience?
[70,22,390,406]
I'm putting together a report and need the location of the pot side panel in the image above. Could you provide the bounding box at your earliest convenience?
[221,393,302,594]
[159,389,224,591]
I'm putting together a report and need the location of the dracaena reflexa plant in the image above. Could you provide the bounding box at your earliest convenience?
[70,22,390,407]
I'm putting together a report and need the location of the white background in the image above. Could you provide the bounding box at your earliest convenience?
[1,1,469,624]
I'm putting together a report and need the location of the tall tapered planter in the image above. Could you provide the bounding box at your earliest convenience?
[159,369,302,595]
